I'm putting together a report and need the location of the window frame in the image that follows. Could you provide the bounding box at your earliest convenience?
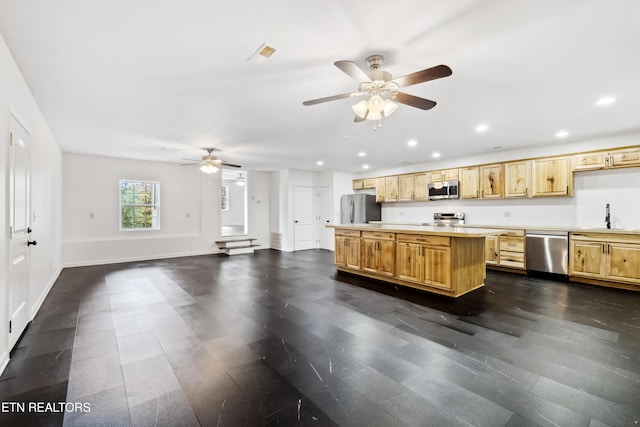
[119,179,161,231]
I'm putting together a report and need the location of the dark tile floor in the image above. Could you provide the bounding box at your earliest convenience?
[1,249,639,426]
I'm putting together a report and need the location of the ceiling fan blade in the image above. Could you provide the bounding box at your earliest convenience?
[393,64,452,88]
[353,115,366,123]
[181,162,199,166]
[303,92,357,106]
[334,61,372,83]
[394,92,437,110]
[220,162,242,168]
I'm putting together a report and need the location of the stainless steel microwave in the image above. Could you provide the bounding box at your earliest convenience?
[428,180,459,200]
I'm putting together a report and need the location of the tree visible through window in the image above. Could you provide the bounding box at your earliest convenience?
[221,185,229,211]
[120,180,160,230]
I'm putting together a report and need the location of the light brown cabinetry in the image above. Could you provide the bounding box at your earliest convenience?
[353,178,376,190]
[385,176,399,202]
[480,164,504,198]
[485,235,499,265]
[396,234,452,290]
[398,173,429,201]
[504,160,531,198]
[361,231,395,277]
[352,179,364,190]
[375,177,386,202]
[429,169,459,183]
[573,147,640,171]
[334,230,361,270]
[570,233,640,287]
[531,157,572,197]
[460,167,479,199]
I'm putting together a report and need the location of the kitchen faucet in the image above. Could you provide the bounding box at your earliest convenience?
[605,203,611,229]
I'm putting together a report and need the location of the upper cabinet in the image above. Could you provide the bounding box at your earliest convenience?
[504,160,531,198]
[375,177,386,202]
[531,156,572,197]
[353,178,376,190]
[385,176,399,202]
[573,146,640,171]
[398,173,428,202]
[480,164,504,198]
[460,164,504,199]
[429,169,459,183]
[460,167,479,199]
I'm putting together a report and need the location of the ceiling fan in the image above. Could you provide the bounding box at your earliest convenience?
[303,55,452,122]
[182,148,241,174]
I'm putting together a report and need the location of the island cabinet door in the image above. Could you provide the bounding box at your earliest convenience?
[378,240,396,277]
[396,242,422,283]
[361,239,379,274]
[422,246,452,290]
[335,237,347,267]
[346,238,361,270]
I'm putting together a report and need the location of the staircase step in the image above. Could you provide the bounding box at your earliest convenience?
[221,245,261,255]
[216,238,258,249]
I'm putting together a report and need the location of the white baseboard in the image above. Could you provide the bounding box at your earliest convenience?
[31,265,63,320]
[62,249,221,268]
[0,351,9,376]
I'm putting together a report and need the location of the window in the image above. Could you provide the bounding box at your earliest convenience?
[221,185,229,211]
[120,180,160,230]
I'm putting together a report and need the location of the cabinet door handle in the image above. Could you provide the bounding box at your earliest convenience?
[607,244,610,254]
[525,187,528,197]
[602,243,605,253]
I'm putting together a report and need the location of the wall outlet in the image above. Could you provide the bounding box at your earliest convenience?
[89,212,95,219]
[504,211,511,218]
[186,212,191,218]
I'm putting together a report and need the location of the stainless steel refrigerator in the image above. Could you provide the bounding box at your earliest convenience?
[340,194,381,224]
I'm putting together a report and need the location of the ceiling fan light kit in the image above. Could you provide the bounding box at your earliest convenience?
[304,55,452,124]
[183,148,242,173]
[200,162,219,174]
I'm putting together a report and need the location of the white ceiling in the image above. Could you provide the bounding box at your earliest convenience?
[2,1,640,173]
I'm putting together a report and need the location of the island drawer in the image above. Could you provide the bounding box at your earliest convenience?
[362,231,395,240]
[396,234,450,246]
[499,250,525,268]
[335,229,361,237]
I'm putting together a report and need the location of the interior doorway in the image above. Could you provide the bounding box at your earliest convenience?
[221,170,247,236]
[294,186,314,251]
[8,112,32,350]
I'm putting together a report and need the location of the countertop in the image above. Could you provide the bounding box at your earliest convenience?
[328,223,506,237]
[367,221,640,235]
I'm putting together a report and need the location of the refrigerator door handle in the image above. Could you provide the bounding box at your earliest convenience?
[350,200,355,223]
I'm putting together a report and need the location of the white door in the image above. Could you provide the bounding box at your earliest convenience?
[319,186,332,250]
[9,114,31,349]
[294,186,314,251]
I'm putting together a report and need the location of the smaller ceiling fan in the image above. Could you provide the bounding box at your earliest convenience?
[182,148,241,174]
[303,55,452,122]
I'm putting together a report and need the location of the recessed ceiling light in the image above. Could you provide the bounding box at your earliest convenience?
[475,124,489,133]
[316,161,324,166]
[555,130,570,138]
[407,140,417,147]
[595,96,616,106]
[432,152,441,158]
[358,152,366,157]
[362,164,370,169]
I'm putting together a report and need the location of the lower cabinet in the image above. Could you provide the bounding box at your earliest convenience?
[483,229,526,270]
[335,230,361,270]
[396,234,452,290]
[570,233,640,285]
[361,231,395,277]
[485,235,499,265]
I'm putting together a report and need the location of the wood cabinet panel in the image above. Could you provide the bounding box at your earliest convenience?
[570,240,606,277]
[335,236,347,267]
[396,242,422,283]
[429,169,459,183]
[375,177,386,202]
[379,240,396,277]
[531,157,571,197]
[504,160,530,198]
[352,179,364,190]
[460,167,479,199]
[480,164,504,198]
[363,178,376,189]
[485,235,499,265]
[608,243,640,282]
[346,238,360,270]
[362,238,395,277]
[423,246,452,289]
[398,175,414,202]
[573,152,608,171]
[413,173,429,201]
[610,148,640,168]
[396,234,450,246]
[385,176,399,202]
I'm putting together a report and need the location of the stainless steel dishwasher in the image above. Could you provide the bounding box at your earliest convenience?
[525,230,569,276]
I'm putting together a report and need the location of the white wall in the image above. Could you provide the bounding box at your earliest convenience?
[0,35,63,370]
[221,179,245,226]
[247,171,270,250]
[62,154,271,266]
[352,132,640,229]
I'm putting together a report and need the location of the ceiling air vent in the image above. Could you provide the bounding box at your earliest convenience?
[248,43,276,63]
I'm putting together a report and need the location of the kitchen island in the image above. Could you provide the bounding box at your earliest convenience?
[328,223,505,298]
